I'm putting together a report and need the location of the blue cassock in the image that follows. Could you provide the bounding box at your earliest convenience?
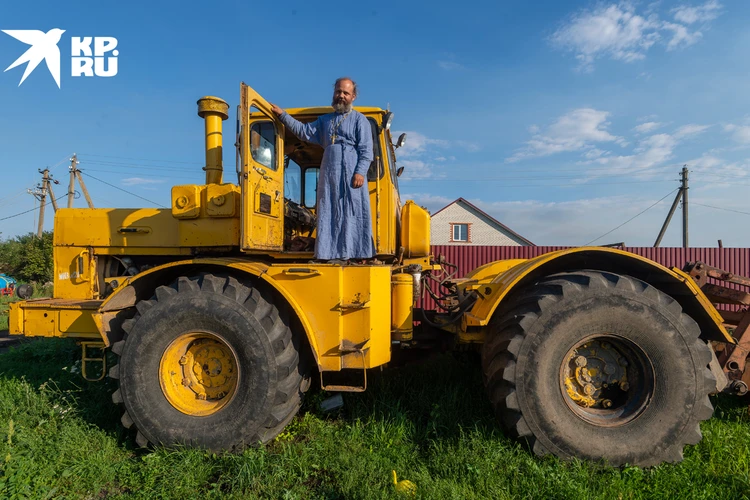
[279,110,375,260]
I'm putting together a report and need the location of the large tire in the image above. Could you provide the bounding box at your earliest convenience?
[481,270,716,467]
[109,274,309,451]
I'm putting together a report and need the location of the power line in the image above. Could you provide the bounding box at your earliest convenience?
[0,195,67,221]
[584,189,679,246]
[692,202,750,216]
[80,172,167,207]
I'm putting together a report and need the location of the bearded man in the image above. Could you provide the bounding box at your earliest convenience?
[271,77,375,261]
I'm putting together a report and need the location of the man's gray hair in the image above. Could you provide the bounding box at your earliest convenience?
[334,77,358,96]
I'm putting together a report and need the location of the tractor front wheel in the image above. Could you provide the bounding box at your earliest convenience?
[109,274,308,450]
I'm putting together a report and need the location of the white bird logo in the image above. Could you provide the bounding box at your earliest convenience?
[3,28,65,88]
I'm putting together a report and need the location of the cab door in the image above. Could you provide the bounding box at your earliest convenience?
[240,82,285,252]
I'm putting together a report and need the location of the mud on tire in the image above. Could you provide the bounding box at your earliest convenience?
[109,274,310,451]
[481,270,716,467]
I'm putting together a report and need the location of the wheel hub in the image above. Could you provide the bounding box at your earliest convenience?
[563,340,629,408]
[160,332,239,416]
[560,335,654,426]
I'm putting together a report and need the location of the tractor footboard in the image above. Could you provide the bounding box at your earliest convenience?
[9,298,103,341]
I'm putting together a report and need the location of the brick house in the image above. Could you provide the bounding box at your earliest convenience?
[430,198,534,246]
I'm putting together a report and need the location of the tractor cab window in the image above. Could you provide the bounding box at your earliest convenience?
[250,121,276,169]
[386,130,399,190]
[304,168,319,209]
[284,158,301,205]
[366,118,384,182]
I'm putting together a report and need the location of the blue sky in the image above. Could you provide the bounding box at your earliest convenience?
[1,0,749,247]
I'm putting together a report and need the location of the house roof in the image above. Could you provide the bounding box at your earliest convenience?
[431,197,535,246]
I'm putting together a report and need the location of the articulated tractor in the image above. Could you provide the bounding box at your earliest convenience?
[10,83,748,466]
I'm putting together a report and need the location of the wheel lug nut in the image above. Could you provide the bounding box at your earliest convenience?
[620,381,629,391]
[602,399,612,408]
[182,378,192,387]
[575,356,587,367]
[196,393,207,400]
[179,356,188,365]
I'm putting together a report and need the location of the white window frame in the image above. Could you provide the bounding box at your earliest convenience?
[452,223,469,242]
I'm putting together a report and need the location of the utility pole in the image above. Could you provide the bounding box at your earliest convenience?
[75,167,94,208]
[66,153,94,208]
[681,166,689,248]
[653,189,682,247]
[653,165,689,248]
[27,168,61,238]
[67,154,77,208]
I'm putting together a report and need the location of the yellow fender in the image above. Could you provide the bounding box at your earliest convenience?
[462,247,733,344]
[95,257,322,362]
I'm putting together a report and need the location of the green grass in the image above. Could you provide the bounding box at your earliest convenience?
[0,341,749,499]
[0,296,14,332]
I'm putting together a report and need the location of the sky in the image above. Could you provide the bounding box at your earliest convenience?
[1,0,749,247]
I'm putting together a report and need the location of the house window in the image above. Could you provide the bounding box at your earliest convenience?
[452,223,469,242]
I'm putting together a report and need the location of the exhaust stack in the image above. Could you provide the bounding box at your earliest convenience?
[197,96,229,184]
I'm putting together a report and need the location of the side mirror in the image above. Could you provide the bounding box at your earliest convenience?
[397,166,405,177]
[395,133,407,149]
[382,111,394,131]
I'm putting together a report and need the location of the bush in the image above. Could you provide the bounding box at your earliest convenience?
[0,231,53,284]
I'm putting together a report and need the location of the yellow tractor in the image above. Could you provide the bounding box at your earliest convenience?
[9,83,740,466]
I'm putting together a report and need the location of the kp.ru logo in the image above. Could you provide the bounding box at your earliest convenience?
[2,28,118,88]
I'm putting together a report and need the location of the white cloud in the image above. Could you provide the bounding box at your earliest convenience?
[633,121,663,134]
[393,131,478,180]
[399,159,436,180]
[687,153,750,181]
[583,148,608,159]
[121,177,165,186]
[672,0,722,24]
[551,2,722,70]
[674,124,710,138]
[507,108,624,162]
[724,124,750,144]
[457,140,481,153]
[587,133,678,177]
[407,193,676,246]
[551,3,660,71]
[395,131,449,158]
[437,60,465,71]
[662,21,703,50]
[405,190,749,247]
[511,109,716,179]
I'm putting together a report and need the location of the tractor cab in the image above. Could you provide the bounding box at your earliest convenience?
[239,83,406,258]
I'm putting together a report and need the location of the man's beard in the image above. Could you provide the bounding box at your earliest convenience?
[332,100,352,113]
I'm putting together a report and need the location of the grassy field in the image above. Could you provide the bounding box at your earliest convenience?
[0,339,749,499]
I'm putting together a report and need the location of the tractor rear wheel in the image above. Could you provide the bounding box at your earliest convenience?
[109,274,309,451]
[481,270,716,466]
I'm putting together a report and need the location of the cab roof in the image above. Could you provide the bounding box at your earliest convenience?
[281,106,386,116]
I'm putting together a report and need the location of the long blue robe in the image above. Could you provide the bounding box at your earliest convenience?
[279,110,375,260]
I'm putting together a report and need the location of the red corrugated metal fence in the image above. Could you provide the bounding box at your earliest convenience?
[421,246,750,312]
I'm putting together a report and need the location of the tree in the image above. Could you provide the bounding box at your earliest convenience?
[0,231,54,284]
